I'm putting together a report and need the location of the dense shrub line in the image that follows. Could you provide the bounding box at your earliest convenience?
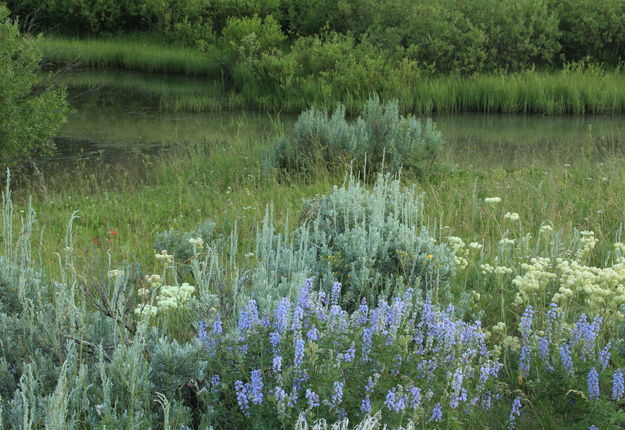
[8,0,625,72]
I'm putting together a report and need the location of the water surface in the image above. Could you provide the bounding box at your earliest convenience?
[52,71,625,170]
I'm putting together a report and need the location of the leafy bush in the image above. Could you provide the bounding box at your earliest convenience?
[270,96,444,178]
[250,174,455,309]
[0,4,68,168]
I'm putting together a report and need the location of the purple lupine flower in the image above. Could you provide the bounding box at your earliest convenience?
[361,395,371,413]
[365,376,376,393]
[235,380,250,414]
[261,312,271,328]
[409,386,421,409]
[269,331,281,351]
[599,343,611,371]
[331,281,341,305]
[180,426,191,430]
[298,278,313,311]
[212,315,223,336]
[430,403,442,422]
[238,300,260,333]
[588,426,598,430]
[274,386,286,402]
[332,381,344,405]
[481,392,492,410]
[273,355,283,373]
[358,298,369,326]
[362,326,374,360]
[305,389,320,408]
[508,397,522,429]
[274,298,290,333]
[588,368,600,400]
[307,326,319,341]
[386,297,404,330]
[250,370,263,405]
[450,367,466,408]
[291,306,304,332]
[520,305,534,340]
[538,337,552,371]
[560,343,574,376]
[519,345,531,377]
[198,320,210,348]
[385,387,406,413]
[211,374,221,387]
[571,315,602,361]
[294,338,305,367]
[612,369,624,400]
[341,344,356,362]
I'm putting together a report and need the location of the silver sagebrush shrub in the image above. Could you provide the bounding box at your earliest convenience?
[271,95,444,177]
[249,174,455,309]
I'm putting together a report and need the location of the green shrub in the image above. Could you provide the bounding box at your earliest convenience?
[0,4,68,169]
[270,96,444,178]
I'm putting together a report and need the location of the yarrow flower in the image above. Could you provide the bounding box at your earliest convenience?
[504,212,520,221]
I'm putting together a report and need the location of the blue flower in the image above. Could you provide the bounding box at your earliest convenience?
[519,345,531,378]
[332,381,344,406]
[331,281,341,305]
[307,326,319,341]
[430,403,443,422]
[305,388,320,408]
[508,397,522,429]
[409,386,421,410]
[235,380,250,415]
[294,338,305,367]
[588,368,600,400]
[250,369,263,405]
[384,387,406,413]
[274,298,291,333]
[560,343,574,376]
[599,342,611,371]
[613,369,624,400]
[361,395,371,413]
[520,305,534,340]
[272,355,283,373]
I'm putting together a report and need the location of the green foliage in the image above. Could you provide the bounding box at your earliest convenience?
[271,96,444,178]
[0,4,67,169]
[550,0,625,64]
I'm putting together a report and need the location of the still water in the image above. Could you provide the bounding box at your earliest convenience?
[52,71,625,169]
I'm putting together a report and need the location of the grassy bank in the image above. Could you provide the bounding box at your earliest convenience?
[44,36,625,115]
[4,117,625,427]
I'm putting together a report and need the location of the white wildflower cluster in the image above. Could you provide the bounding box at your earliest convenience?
[134,282,196,317]
[155,249,174,264]
[156,283,196,310]
[107,269,124,279]
[480,263,513,276]
[575,231,597,260]
[498,238,515,247]
[446,236,468,270]
[484,197,501,204]
[145,274,162,288]
[189,237,204,254]
[504,212,520,222]
[512,257,556,305]
[539,224,553,234]
[552,258,625,319]
[468,242,483,251]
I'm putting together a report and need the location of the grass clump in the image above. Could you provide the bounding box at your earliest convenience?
[269,96,444,177]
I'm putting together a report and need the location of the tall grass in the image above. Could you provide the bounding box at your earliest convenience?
[44,36,625,115]
[41,35,219,76]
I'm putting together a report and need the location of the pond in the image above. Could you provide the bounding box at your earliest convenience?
[51,71,625,170]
